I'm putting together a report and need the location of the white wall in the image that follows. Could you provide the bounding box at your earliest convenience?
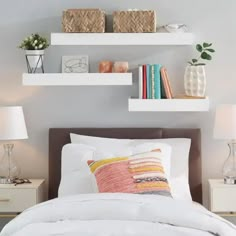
[0,0,235,207]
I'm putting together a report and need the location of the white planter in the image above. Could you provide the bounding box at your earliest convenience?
[25,50,44,69]
[184,65,206,97]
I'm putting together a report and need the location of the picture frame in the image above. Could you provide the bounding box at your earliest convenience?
[62,55,89,73]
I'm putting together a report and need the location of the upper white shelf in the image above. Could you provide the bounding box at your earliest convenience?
[51,33,195,46]
[22,73,132,86]
[129,98,209,112]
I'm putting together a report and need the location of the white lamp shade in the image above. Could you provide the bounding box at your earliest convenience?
[0,106,28,141]
[214,104,236,140]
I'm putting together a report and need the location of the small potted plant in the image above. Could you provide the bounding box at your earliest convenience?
[19,33,49,72]
[184,42,215,97]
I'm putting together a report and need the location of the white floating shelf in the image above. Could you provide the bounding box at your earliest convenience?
[129,98,209,112]
[22,73,132,86]
[51,33,195,46]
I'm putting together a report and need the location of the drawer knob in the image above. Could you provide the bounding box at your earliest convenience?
[0,198,10,202]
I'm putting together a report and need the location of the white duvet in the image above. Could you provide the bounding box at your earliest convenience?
[1,193,236,236]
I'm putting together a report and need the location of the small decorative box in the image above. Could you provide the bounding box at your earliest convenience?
[113,10,156,33]
[62,9,105,33]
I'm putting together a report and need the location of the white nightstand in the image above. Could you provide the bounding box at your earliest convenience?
[0,179,46,231]
[0,179,46,214]
[209,179,236,224]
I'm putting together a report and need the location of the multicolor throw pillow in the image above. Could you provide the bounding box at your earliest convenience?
[88,149,172,197]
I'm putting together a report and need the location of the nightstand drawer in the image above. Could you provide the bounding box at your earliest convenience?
[0,189,37,213]
[211,187,236,212]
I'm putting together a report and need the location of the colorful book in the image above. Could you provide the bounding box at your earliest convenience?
[160,67,170,99]
[160,72,167,99]
[160,67,173,99]
[154,64,161,99]
[150,65,155,99]
[138,66,143,99]
[146,65,150,99]
[142,65,147,99]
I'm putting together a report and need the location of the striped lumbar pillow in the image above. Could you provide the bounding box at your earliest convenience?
[88,149,172,197]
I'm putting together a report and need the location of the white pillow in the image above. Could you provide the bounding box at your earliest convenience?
[70,134,132,159]
[59,142,172,196]
[58,144,95,197]
[70,133,192,201]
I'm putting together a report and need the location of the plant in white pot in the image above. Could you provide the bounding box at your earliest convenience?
[19,33,49,73]
[184,42,215,97]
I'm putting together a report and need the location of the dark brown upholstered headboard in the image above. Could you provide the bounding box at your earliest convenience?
[49,128,202,203]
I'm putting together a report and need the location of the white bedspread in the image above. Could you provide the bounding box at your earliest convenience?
[1,193,236,236]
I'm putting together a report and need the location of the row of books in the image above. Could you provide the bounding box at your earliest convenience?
[139,64,173,99]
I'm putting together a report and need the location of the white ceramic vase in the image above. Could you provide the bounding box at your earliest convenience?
[184,65,206,97]
[25,50,44,69]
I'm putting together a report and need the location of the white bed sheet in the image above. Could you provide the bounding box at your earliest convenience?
[1,193,235,236]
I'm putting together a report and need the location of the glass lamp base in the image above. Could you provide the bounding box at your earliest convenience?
[224,176,236,185]
[223,142,236,185]
[0,144,20,183]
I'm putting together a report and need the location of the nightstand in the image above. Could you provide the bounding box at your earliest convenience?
[0,179,46,231]
[209,179,236,224]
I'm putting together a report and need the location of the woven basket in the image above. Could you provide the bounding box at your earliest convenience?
[62,9,105,33]
[113,10,156,33]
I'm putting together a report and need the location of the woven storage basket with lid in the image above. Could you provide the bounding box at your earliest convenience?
[62,9,105,33]
[113,10,156,33]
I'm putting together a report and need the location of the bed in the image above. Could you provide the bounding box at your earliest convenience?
[1,128,236,236]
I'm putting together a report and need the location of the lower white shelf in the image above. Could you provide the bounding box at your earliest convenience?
[22,73,132,86]
[129,98,210,112]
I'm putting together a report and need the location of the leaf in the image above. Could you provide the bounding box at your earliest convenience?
[206,48,215,53]
[188,61,193,65]
[196,44,203,52]
[203,42,212,48]
[201,52,212,60]
[192,59,198,63]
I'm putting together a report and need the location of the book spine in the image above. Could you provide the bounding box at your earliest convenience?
[160,69,167,99]
[142,65,147,99]
[160,67,170,99]
[154,64,161,99]
[146,64,150,99]
[150,65,155,99]
[138,66,143,99]
[163,68,173,99]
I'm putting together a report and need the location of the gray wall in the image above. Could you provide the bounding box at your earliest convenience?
[0,0,235,207]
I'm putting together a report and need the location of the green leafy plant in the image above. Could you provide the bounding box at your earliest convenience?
[188,42,215,66]
[19,33,49,50]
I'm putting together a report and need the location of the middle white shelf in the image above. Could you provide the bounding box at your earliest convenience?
[129,97,210,112]
[22,73,132,86]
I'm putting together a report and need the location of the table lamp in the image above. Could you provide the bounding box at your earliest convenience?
[214,104,236,184]
[0,106,28,184]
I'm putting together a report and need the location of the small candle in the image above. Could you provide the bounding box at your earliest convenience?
[113,62,129,73]
[99,61,113,73]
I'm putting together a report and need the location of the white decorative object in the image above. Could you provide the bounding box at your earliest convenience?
[25,50,44,69]
[62,55,89,73]
[0,107,28,183]
[184,65,206,97]
[164,24,188,33]
[51,33,195,46]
